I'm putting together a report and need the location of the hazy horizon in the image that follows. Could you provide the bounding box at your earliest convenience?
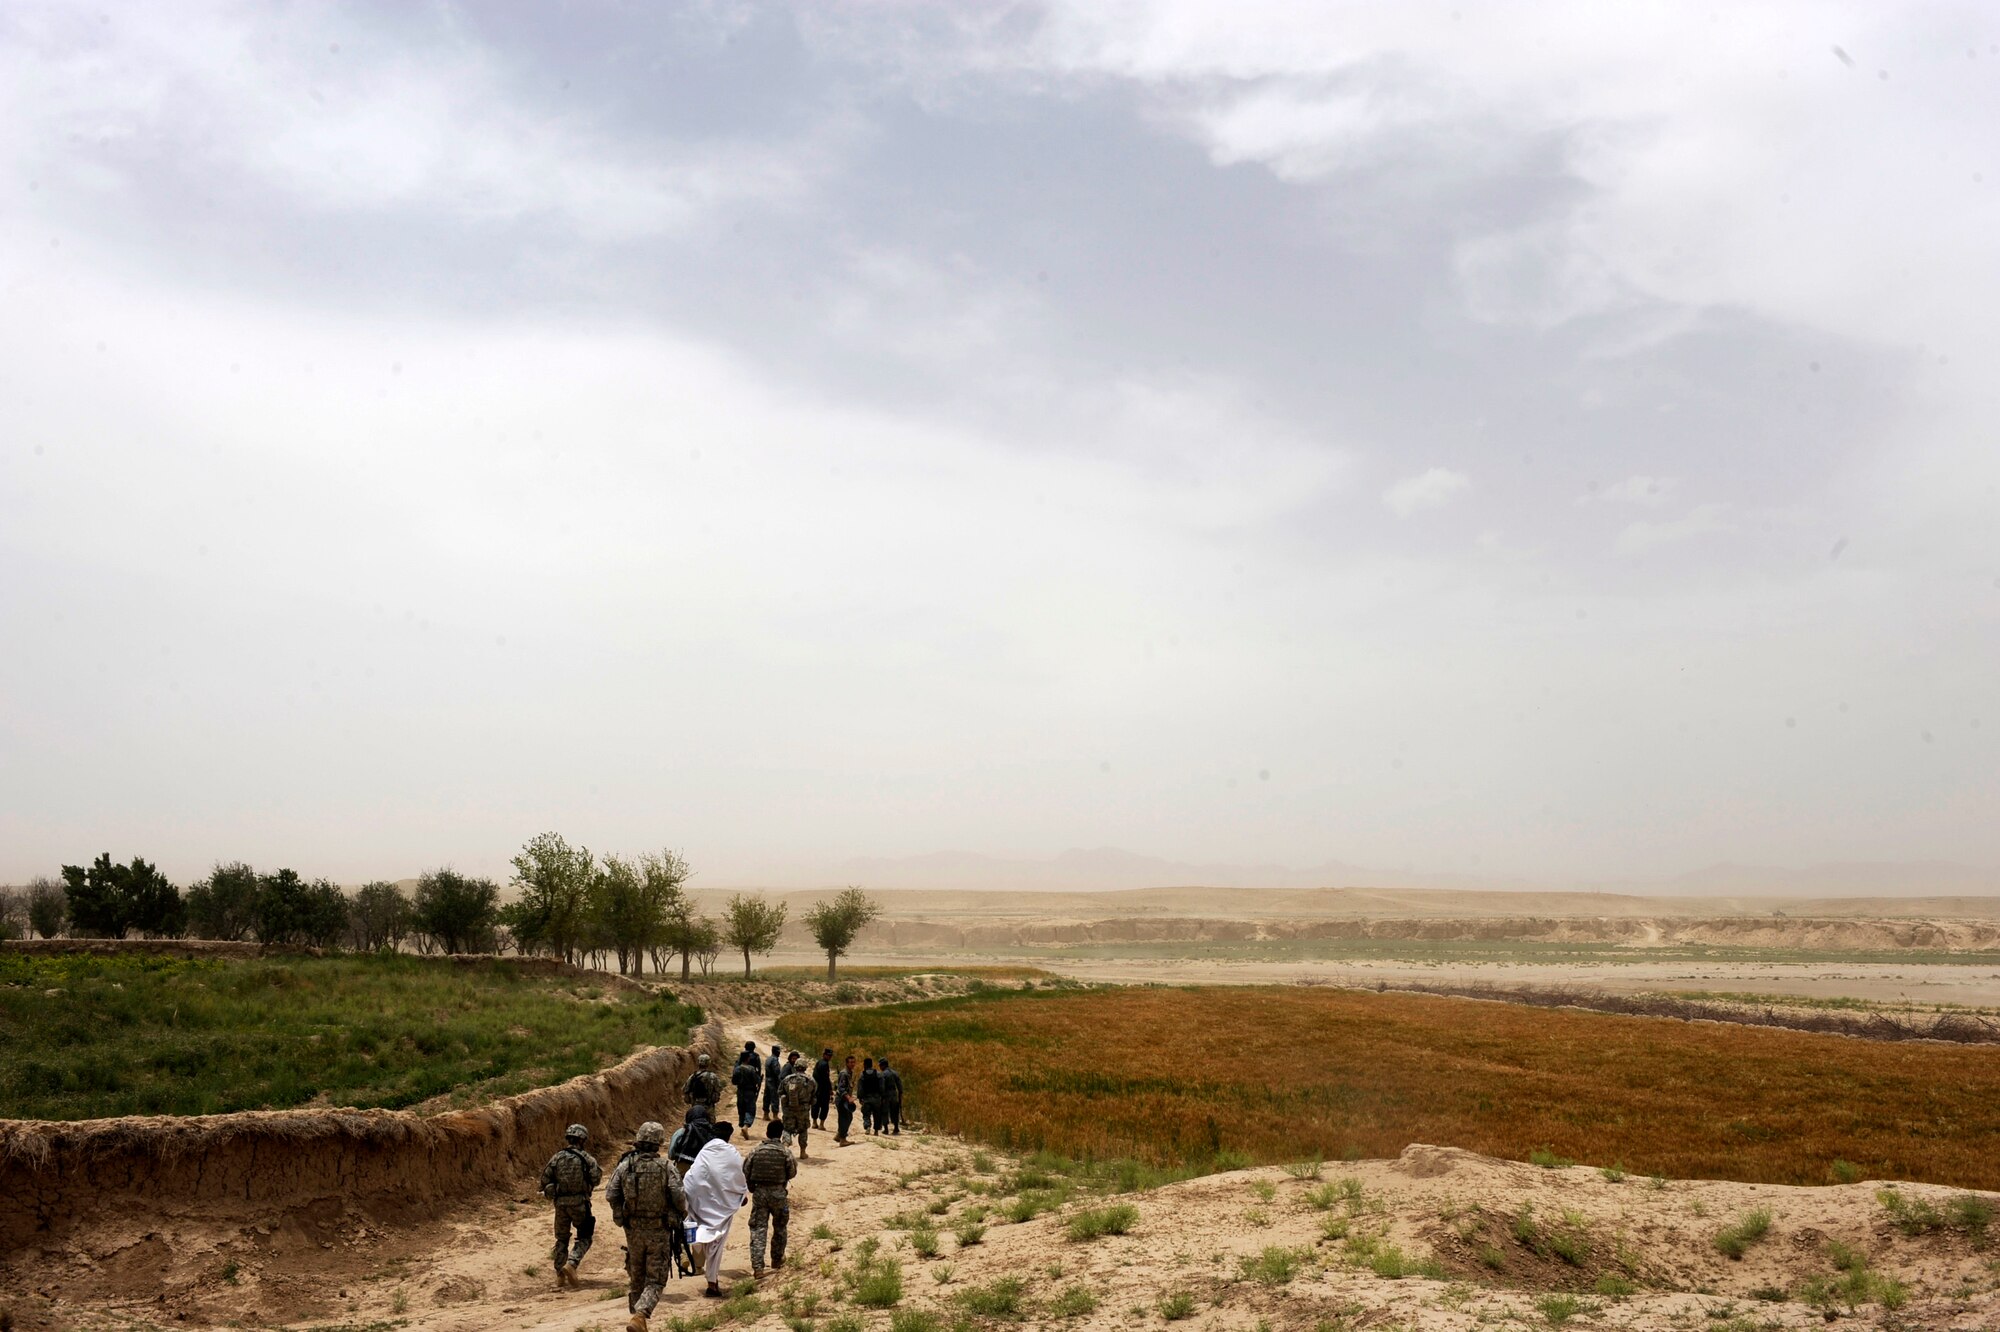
[5,3,1997,888]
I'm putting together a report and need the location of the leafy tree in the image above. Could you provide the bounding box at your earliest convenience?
[638,850,694,977]
[61,854,185,939]
[26,876,67,939]
[803,886,880,981]
[506,831,595,962]
[723,893,789,977]
[412,868,500,955]
[346,881,412,952]
[185,861,260,940]
[692,916,722,978]
[249,869,346,947]
[591,854,658,976]
[0,886,24,942]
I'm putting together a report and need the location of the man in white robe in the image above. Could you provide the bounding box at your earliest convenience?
[682,1122,748,1296]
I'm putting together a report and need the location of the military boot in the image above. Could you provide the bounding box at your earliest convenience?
[628,1315,648,1332]
[562,1262,579,1286]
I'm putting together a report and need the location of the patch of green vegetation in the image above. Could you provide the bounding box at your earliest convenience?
[0,952,702,1118]
[1240,1246,1310,1285]
[1594,1274,1635,1298]
[1828,1159,1862,1184]
[1049,1285,1098,1318]
[1714,1207,1773,1259]
[890,1309,944,1332]
[852,1257,905,1308]
[1535,1294,1586,1327]
[1529,1146,1574,1170]
[1065,1203,1139,1241]
[1157,1291,1196,1322]
[958,1276,1028,1318]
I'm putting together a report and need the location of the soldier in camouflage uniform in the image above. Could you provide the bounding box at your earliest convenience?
[606,1120,687,1332]
[744,1120,798,1277]
[684,1052,724,1114]
[780,1051,816,1157]
[541,1123,603,1287]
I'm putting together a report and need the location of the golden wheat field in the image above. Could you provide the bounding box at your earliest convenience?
[774,984,2000,1190]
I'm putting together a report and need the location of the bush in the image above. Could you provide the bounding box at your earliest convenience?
[1157,1292,1196,1322]
[854,1258,905,1308]
[1529,1146,1574,1169]
[1284,1157,1324,1180]
[1065,1204,1138,1241]
[890,1310,943,1332]
[909,1226,941,1258]
[412,867,500,954]
[1828,1159,1862,1184]
[26,877,68,939]
[1240,1246,1309,1285]
[953,1221,986,1247]
[958,1277,1026,1318]
[1535,1294,1585,1327]
[1049,1285,1097,1318]
[1714,1207,1774,1259]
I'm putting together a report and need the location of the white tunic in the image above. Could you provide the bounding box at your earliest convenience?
[683,1138,748,1245]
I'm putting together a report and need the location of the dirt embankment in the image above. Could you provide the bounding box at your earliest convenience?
[862,914,2000,952]
[0,1018,725,1264]
[665,970,1045,1020]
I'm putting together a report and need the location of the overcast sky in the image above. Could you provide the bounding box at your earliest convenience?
[3,2,1997,889]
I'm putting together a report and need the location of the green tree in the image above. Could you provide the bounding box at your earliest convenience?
[346,881,412,952]
[26,876,67,939]
[506,831,595,962]
[0,885,24,942]
[803,886,880,981]
[185,861,260,940]
[61,854,184,939]
[591,854,655,976]
[412,868,500,955]
[723,892,789,978]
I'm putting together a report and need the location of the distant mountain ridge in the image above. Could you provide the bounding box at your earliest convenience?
[815,848,1996,898]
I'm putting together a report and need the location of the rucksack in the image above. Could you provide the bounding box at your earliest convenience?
[551,1147,590,1195]
[629,1152,674,1223]
[783,1072,815,1115]
[746,1141,792,1187]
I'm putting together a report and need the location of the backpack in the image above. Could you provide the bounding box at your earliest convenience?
[629,1152,674,1223]
[551,1147,590,1195]
[746,1140,792,1187]
[782,1071,815,1116]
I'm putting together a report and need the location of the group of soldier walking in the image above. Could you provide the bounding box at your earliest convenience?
[538,1043,909,1332]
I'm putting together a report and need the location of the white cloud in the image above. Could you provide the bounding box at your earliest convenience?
[1614,503,1731,556]
[1383,467,1469,517]
[1583,476,1677,507]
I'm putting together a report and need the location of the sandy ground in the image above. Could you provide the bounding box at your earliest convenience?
[14,1010,2000,1332]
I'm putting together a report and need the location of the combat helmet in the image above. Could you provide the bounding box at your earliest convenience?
[565,1123,589,1143]
[634,1120,666,1148]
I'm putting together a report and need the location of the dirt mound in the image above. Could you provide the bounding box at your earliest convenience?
[0,1019,724,1262]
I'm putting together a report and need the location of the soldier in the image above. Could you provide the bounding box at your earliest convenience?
[812,1048,834,1129]
[684,1052,723,1114]
[761,1043,785,1121]
[858,1057,883,1135]
[732,1045,762,1128]
[833,1054,858,1145]
[541,1123,603,1287]
[780,1051,816,1157]
[606,1120,687,1332]
[744,1120,797,1278]
[880,1057,904,1135]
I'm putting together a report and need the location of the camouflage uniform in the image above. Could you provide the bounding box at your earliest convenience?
[541,1134,604,1282]
[684,1060,724,1113]
[780,1067,816,1155]
[607,1125,688,1327]
[743,1136,797,1276]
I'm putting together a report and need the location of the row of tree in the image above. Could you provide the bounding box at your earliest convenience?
[0,836,885,979]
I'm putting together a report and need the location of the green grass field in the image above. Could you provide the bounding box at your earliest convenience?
[0,952,703,1120]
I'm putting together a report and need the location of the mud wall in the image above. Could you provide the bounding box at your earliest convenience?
[0,1020,723,1257]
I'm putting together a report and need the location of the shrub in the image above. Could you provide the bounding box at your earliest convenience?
[1158,1292,1196,1322]
[1049,1285,1098,1318]
[1284,1157,1324,1180]
[1529,1146,1574,1170]
[890,1310,943,1332]
[1240,1246,1309,1285]
[953,1222,986,1247]
[1304,1183,1340,1211]
[1249,1179,1277,1202]
[826,1317,864,1332]
[1599,1163,1627,1184]
[854,1258,905,1309]
[1946,1193,1993,1240]
[1714,1207,1774,1259]
[1594,1274,1634,1298]
[1829,1159,1862,1184]
[909,1227,941,1258]
[958,1277,1027,1318]
[1065,1204,1139,1241]
[1535,1294,1585,1327]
